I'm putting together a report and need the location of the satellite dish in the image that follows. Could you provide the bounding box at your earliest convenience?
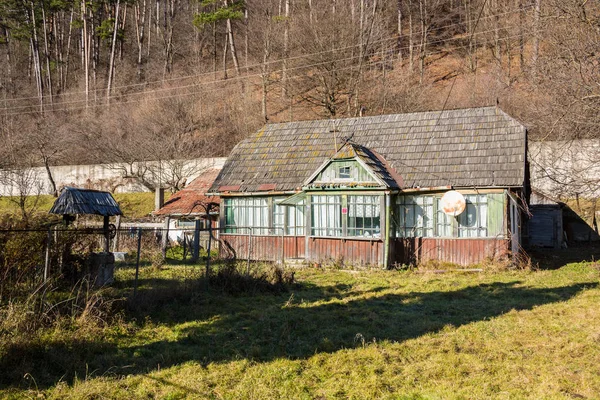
[440,190,466,216]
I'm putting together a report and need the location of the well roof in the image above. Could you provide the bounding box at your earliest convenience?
[210,106,527,193]
[49,187,122,216]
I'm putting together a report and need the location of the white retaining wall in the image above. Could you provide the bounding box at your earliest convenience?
[0,158,226,196]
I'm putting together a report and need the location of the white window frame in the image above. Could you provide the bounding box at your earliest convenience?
[224,197,269,235]
[311,195,343,237]
[396,193,491,238]
[347,195,381,238]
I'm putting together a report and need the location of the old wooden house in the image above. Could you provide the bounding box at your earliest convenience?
[209,107,529,267]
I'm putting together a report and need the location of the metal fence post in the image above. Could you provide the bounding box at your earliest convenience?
[44,228,52,283]
[281,227,285,265]
[246,227,252,275]
[133,227,142,296]
[206,221,213,278]
[161,217,170,260]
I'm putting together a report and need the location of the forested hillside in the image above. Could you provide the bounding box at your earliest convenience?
[0,0,598,171]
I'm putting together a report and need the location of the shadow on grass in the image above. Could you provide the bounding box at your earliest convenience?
[0,279,596,390]
[527,243,600,270]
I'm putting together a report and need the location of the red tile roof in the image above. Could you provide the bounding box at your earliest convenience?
[154,168,221,217]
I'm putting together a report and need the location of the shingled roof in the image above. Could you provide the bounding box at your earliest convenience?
[49,187,122,216]
[210,106,527,193]
[154,168,220,216]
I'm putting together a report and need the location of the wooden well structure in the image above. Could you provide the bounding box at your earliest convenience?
[49,187,123,285]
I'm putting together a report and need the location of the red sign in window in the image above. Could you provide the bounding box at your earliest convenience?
[342,207,348,214]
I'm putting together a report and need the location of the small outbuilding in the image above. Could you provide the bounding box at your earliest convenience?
[154,168,221,259]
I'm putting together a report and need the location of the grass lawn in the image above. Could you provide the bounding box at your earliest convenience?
[0,192,166,220]
[1,261,599,399]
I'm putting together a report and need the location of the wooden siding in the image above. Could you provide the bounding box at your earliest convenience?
[314,160,376,183]
[527,206,562,248]
[487,192,506,236]
[307,238,384,266]
[219,234,304,261]
[390,238,510,266]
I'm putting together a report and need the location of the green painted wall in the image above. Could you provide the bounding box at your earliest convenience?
[314,160,376,183]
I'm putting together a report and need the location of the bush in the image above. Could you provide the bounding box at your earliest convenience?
[209,262,295,295]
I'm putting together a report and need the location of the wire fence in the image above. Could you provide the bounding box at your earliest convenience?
[0,225,292,302]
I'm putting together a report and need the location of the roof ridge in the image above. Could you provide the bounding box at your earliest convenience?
[264,106,501,128]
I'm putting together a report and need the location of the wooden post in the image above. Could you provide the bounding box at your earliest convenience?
[155,187,165,212]
[112,215,121,252]
[383,192,391,269]
[133,227,142,296]
[44,228,52,282]
[103,215,110,253]
[161,216,170,260]
[280,225,285,265]
[205,218,212,278]
[246,227,252,275]
[192,219,201,262]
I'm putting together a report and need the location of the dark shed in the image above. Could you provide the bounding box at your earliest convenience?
[49,187,122,216]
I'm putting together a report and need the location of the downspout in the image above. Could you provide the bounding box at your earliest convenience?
[384,192,391,269]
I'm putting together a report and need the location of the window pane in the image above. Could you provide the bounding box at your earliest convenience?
[348,195,381,238]
[311,195,341,237]
[457,194,488,237]
[224,197,270,235]
[396,195,435,238]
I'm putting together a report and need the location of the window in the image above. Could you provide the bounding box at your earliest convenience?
[395,193,494,238]
[339,166,351,179]
[176,219,209,229]
[176,219,197,229]
[458,194,488,237]
[273,199,306,236]
[273,197,285,235]
[348,195,381,238]
[396,196,434,237]
[224,197,269,234]
[286,203,305,235]
[435,197,453,237]
[311,195,342,237]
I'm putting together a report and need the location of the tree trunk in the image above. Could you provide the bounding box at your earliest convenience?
[397,0,403,62]
[29,3,44,113]
[224,0,240,76]
[3,28,13,94]
[135,0,147,81]
[418,0,427,84]
[81,0,90,107]
[261,10,271,123]
[282,0,289,98]
[408,0,414,71]
[107,0,121,103]
[41,6,53,107]
[43,155,58,197]
[162,0,175,77]
[532,0,540,78]
[119,5,126,61]
[222,29,229,79]
[64,10,73,92]
[518,0,525,72]
[244,7,249,71]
